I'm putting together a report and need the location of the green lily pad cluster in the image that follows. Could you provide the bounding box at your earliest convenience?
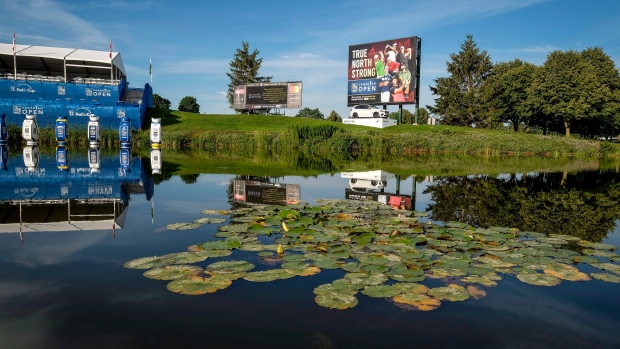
[126,199,620,310]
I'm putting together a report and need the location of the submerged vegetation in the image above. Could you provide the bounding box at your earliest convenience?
[125,199,620,311]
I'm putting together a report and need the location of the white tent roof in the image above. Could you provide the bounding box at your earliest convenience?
[0,43,126,78]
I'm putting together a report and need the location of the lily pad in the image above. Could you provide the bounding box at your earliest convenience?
[166,222,203,230]
[124,256,174,269]
[243,270,282,282]
[166,276,232,295]
[205,260,255,274]
[143,265,203,280]
[193,217,226,224]
[201,209,230,216]
[516,272,562,286]
[361,284,402,298]
[393,294,441,311]
[590,273,620,283]
[428,284,470,302]
[544,263,590,281]
[315,293,358,310]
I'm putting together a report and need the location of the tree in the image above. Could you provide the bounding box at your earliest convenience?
[326,110,342,122]
[389,109,415,124]
[418,107,430,125]
[152,94,171,109]
[226,42,271,110]
[484,59,537,132]
[295,107,324,119]
[178,96,200,113]
[428,35,492,127]
[527,50,606,137]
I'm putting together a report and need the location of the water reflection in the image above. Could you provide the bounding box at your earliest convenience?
[230,176,301,207]
[0,146,154,241]
[342,170,414,210]
[424,171,620,242]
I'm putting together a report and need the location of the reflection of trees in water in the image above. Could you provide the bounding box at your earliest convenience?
[424,170,620,242]
[180,174,200,184]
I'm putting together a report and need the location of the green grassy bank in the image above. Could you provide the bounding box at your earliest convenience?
[7,108,620,159]
[130,109,620,159]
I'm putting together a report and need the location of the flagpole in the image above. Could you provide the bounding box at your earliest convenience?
[149,58,152,85]
[13,33,16,80]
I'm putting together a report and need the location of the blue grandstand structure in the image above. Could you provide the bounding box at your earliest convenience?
[0,42,152,130]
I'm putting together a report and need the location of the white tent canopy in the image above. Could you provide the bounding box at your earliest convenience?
[0,43,126,82]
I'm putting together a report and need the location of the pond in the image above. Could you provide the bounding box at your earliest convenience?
[1,147,619,349]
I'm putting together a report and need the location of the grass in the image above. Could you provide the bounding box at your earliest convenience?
[132,109,620,158]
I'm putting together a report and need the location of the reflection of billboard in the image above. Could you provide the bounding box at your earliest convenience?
[233,180,301,206]
[347,36,421,106]
[233,82,303,110]
[345,189,412,211]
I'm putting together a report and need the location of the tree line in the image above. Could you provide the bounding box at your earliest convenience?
[429,34,620,138]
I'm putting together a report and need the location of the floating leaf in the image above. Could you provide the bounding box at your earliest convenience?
[544,263,590,281]
[201,209,230,216]
[590,273,620,283]
[166,222,203,230]
[163,252,209,264]
[393,294,441,311]
[314,283,358,296]
[193,217,226,224]
[284,266,321,276]
[517,272,562,286]
[243,270,282,282]
[124,256,174,269]
[205,260,255,274]
[166,276,232,295]
[344,272,388,286]
[428,284,470,302]
[461,275,498,287]
[466,285,487,299]
[594,263,620,275]
[315,293,358,310]
[361,285,402,298]
[143,265,203,280]
[578,241,617,251]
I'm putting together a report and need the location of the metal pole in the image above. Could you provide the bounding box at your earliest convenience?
[398,105,403,124]
[411,175,417,212]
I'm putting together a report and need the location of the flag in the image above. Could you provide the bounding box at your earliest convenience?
[109,40,112,59]
[149,59,152,83]
[12,33,15,53]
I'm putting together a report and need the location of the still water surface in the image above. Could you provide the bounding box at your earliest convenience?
[1,150,619,349]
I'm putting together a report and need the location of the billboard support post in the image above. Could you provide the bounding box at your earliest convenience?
[398,105,402,124]
[414,37,422,125]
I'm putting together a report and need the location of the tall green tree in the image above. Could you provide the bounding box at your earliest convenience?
[484,59,538,132]
[527,50,607,137]
[428,35,492,127]
[226,42,271,110]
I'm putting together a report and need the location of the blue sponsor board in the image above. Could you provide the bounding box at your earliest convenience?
[0,79,123,105]
[348,79,379,95]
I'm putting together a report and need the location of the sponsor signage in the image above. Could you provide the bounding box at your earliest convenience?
[233,179,301,206]
[233,81,303,110]
[345,189,412,211]
[348,36,421,106]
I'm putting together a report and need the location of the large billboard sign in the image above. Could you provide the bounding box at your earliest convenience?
[233,81,302,111]
[347,36,421,106]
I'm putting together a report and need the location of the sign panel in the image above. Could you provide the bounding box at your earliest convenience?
[345,189,412,211]
[233,180,301,206]
[233,82,302,110]
[347,36,421,106]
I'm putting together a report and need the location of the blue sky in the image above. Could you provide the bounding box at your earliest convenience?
[1,0,618,118]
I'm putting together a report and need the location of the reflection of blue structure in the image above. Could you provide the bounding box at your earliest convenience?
[0,148,154,233]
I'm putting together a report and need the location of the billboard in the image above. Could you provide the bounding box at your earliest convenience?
[345,189,413,211]
[233,81,302,111]
[233,179,301,206]
[347,36,421,106]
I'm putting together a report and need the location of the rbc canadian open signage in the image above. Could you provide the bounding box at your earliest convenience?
[348,36,421,106]
[233,81,302,111]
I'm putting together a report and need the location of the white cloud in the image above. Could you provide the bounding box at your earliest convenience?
[1,0,109,49]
